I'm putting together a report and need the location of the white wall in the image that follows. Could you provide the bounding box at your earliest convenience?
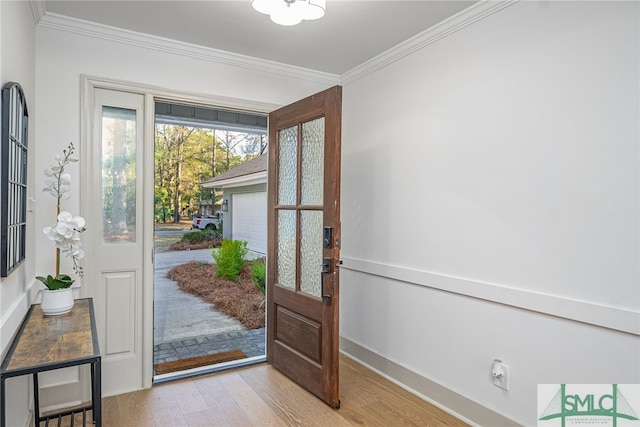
[0,2,38,426]
[7,1,637,425]
[340,2,639,425]
[34,23,330,274]
[27,10,331,417]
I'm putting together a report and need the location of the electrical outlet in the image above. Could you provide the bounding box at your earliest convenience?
[493,362,510,391]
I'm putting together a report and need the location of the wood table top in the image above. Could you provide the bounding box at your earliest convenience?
[1,298,99,374]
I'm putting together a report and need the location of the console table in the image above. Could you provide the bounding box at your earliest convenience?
[1,298,101,426]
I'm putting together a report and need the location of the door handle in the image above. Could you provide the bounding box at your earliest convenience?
[321,257,332,306]
[321,257,331,274]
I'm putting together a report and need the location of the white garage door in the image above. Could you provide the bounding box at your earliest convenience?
[232,191,267,254]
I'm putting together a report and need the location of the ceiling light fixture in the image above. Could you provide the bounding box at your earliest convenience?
[251,0,326,26]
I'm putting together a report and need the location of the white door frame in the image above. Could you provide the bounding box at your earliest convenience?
[81,75,278,390]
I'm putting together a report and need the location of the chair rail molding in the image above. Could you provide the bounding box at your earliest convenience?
[341,257,640,336]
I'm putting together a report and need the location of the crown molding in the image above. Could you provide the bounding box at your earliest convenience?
[28,0,46,24]
[36,1,516,88]
[37,12,341,86]
[341,0,518,85]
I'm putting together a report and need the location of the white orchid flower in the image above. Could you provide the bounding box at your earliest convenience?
[57,212,86,229]
[59,188,71,200]
[66,246,85,259]
[37,143,86,286]
[43,226,55,240]
[57,211,73,222]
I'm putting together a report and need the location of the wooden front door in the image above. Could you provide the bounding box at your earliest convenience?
[267,86,342,408]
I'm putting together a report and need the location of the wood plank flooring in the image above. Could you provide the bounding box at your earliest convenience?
[46,355,469,426]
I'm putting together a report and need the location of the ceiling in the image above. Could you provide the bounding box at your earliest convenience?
[43,0,476,75]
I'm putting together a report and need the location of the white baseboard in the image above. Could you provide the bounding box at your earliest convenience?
[340,337,522,427]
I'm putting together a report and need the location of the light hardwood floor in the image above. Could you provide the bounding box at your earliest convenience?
[49,355,468,426]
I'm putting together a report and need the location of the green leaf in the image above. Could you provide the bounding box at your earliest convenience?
[35,274,74,290]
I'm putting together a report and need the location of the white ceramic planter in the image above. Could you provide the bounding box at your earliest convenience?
[40,288,75,316]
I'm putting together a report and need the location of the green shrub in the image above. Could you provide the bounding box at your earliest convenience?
[251,258,266,295]
[211,239,248,281]
[182,230,219,244]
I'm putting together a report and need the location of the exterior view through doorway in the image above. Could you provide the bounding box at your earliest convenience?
[150,85,343,410]
[152,101,268,381]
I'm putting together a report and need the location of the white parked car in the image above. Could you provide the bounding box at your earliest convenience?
[191,212,222,230]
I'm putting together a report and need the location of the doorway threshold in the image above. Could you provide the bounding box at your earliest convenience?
[153,355,267,385]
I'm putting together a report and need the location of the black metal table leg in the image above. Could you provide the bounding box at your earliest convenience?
[1,376,6,427]
[33,373,40,426]
[93,359,102,426]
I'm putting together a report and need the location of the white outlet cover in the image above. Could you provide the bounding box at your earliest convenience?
[493,363,510,391]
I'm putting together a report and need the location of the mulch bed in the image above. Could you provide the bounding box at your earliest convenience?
[167,261,265,329]
[169,238,222,251]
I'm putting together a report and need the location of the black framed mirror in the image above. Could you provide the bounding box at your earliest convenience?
[1,82,29,277]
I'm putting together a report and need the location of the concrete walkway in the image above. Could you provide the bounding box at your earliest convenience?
[154,248,244,344]
[153,246,265,365]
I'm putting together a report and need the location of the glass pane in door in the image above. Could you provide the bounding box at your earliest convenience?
[300,117,325,297]
[278,126,297,206]
[300,210,323,297]
[301,117,324,206]
[101,106,137,243]
[277,209,296,289]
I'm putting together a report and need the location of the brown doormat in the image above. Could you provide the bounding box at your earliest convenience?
[154,350,247,375]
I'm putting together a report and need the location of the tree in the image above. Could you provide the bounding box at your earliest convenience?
[239,134,267,158]
[218,130,250,171]
[155,125,194,222]
[154,187,170,222]
[155,124,267,222]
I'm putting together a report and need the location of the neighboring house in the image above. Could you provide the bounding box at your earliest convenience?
[202,155,268,255]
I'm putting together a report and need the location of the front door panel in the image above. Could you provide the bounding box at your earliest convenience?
[267,86,341,407]
[87,88,145,395]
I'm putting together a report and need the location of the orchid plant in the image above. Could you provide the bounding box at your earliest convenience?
[36,143,86,290]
